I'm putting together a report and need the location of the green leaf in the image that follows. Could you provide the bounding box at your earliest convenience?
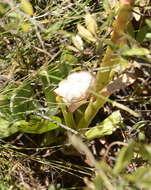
[0,95,10,105]
[136,26,149,43]
[127,23,135,38]
[10,81,38,119]
[0,116,61,138]
[61,52,78,65]
[21,0,33,16]
[18,116,60,134]
[0,4,5,15]
[39,69,56,109]
[122,48,150,56]
[138,144,151,164]
[103,0,111,11]
[44,21,63,39]
[124,167,151,189]
[46,21,63,33]
[59,51,78,77]
[0,118,18,139]
[0,183,9,190]
[85,111,122,140]
[146,19,151,29]
[113,142,135,174]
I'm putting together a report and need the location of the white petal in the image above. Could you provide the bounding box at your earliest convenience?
[54,71,95,103]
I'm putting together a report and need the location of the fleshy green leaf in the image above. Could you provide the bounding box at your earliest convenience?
[85,111,122,140]
[0,116,61,138]
[18,116,60,134]
[0,118,18,139]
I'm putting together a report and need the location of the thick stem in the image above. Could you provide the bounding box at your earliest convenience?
[61,107,76,129]
[95,3,133,92]
[77,98,106,130]
[58,98,76,129]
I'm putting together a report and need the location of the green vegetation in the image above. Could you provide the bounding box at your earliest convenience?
[0,0,151,189]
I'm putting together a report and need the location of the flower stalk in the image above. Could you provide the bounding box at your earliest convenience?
[95,0,134,92]
[77,0,135,130]
[56,96,76,129]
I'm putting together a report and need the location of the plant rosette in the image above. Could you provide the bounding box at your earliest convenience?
[54,71,95,111]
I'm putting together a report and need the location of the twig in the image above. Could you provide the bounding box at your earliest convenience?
[103,141,128,161]
[35,113,85,138]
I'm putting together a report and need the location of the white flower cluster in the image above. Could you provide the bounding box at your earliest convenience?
[54,71,95,103]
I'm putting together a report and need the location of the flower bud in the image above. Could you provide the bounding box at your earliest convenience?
[85,13,98,36]
[66,45,79,52]
[72,35,84,51]
[77,24,96,42]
